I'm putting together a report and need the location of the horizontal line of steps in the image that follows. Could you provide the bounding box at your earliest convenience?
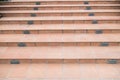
[0,34,119,42]
[2,13,120,17]
[1,0,119,2]
[0,0,119,79]
[0,30,119,34]
[1,10,120,13]
[0,24,120,34]
[0,16,119,24]
[0,47,119,59]
[0,16,120,21]
[0,34,119,46]
[0,42,119,46]
[0,5,119,10]
[0,64,119,80]
[1,2,119,5]
[1,10,120,17]
[0,24,120,30]
[0,0,119,5]
[1,16,119,20]
[1,4,120,7]
[1,59,120,64]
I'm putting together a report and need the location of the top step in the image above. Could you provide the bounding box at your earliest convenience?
[1,0,119,2]
[0,0,119,5]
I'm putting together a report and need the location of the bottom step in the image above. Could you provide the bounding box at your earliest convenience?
[0,63,120,79]
[0,59,120,64]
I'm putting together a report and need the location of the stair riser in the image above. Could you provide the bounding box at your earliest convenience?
[0,20,119,24]
[0,1,119,5]
[0,6,119,10]
[0,30,120,34]
[3,12,120,17]
[0,59,120,64]
[0,42,119,47]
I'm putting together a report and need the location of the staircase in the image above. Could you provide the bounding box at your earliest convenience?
[0,0,120,80]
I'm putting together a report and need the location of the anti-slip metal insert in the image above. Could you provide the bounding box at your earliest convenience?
[92,20,98,24]
[27,20,34,25]
[95,30,103,34]
[33,7,38,10]
[23,30,30,34]
[89,13,94,16]
[10,59,20,64]
[36,2,41,5]
[86,6,91,10]
[100,42,109,46]
[31,13,36,17]
[84,1,89,4]
[107,59,117,64]
[18,42,26,47]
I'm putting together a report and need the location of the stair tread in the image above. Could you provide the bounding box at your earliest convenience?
[0,34,120,42]
[0,47,120,59]
[1,10,120,13]
[0,24,120,30]
[0,64,119,79]
[0,4,120,7]
[4,0,119,2]
[0,16,120,21]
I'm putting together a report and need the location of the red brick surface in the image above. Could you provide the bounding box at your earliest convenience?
[0,64,119,79]
[0,47,119,59]
[0,0,120,79]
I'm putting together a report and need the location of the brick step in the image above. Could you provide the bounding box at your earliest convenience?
[1,10,120,17]
[0,4,120,10]
[0,30,120,34]
[0,59,120,64]
[0,64,119,80]
[0,47,120,60]
[0,0,119,5]
[0,24,120,34]
[0,34,119,46]
[0,42,119,46]
[0,16,119,24]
